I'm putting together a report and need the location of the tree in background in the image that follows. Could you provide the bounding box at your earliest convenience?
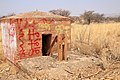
[104,16,120,23]
[49,9,70,17]
[80,10,105,24]
[114,16,120,22]
[80,11,94,24]
[69,16,80,23]
[92,13,104,23]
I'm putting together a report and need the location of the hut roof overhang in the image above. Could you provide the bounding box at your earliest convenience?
[0,11,71,21]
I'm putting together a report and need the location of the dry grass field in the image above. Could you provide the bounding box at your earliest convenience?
[71,23,120,62]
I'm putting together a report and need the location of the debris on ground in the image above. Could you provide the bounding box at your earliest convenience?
[0,54,120,80]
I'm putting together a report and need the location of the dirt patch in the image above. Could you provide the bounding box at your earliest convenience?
[0,53,120,80]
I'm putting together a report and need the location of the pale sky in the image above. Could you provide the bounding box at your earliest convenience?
[0,0,120,16]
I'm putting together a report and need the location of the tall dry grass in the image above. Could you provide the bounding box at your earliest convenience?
[71,23,120,62]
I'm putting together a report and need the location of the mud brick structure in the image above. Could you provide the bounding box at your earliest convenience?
[0,11,71,63]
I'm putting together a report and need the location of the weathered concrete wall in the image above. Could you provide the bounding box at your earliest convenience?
[15,19,42,61]
[1,18,71,63]
[0,22,17,62]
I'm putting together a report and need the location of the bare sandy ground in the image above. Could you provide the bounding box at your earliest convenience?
[0,47,120,80]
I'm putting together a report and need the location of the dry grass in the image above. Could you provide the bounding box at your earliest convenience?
[71,23,120,62]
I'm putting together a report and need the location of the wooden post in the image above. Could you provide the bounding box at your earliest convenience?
[63,34,67,60]
[57,35,63,61]
[57,34,67,61]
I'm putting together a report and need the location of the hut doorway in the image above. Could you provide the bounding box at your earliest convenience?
[42,34,52,56]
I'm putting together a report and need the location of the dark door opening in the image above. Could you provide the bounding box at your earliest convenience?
[42,34,52,56]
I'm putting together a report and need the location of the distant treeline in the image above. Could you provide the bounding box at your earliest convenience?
[0,13,15,18]
[1,9,120,24]
[49,9,120,24]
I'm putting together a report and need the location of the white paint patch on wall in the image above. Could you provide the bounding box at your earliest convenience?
[0,22,17,61]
